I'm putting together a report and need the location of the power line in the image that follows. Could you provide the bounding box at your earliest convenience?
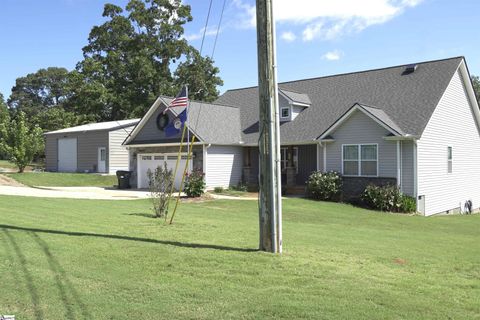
[211,0,227,59]
[199,0,214,55]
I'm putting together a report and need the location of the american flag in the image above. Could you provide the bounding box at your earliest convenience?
[169,86,188,108]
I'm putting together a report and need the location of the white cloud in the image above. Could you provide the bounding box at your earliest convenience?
[232,0,423,41]
[322,50,343,61]
[231,0,256,29]
[184,26,218,41]
[281,31,296,42]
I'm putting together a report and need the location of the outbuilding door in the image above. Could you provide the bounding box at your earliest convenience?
[137,153,191,190]
[58,138,77,172]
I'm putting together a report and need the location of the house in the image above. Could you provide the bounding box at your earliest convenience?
[45,119,139,174]
[124,56,480,216]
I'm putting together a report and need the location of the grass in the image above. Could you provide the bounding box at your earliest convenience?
[0,160,41,172]
[5,172,118,187]
[0,196,478,319]
[212,188,257,197]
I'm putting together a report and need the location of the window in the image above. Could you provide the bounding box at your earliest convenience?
[280,147,298,173]
[342,144,378,176]
[447,146,452,173]
[141,155,152,161]
[281,107,290,118]
[100,148,106,161]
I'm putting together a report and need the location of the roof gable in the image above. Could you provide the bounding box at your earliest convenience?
[124,96,242,146]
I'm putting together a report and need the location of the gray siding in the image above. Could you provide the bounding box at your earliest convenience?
[296,144,317,184]
[325,110,396,178]
[77,131,109,172]
[45,131,108,172]
[401,140,414,196]
[45,135,58,171]
[131,106,184,144]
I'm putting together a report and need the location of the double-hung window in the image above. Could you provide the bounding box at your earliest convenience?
[342,144,378,176]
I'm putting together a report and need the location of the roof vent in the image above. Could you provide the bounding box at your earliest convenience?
[403,64,418,75]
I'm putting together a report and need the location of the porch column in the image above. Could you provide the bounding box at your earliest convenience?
[397,140,401,189]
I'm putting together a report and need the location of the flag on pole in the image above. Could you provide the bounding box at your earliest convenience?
[165,109,187,137]
[163,86,188,114]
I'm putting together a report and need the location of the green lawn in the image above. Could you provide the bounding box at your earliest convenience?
[5,172,117,187]
[0,160,41,172]
[0,196,478,319]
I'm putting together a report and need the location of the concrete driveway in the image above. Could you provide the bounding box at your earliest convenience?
[0,186,151,200]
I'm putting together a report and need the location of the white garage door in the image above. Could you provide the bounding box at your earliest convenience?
[137,154,191,190]
[58,138,77,172]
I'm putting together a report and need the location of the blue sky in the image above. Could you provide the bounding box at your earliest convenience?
[1,0,479,100]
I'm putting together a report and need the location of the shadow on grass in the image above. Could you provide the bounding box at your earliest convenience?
[126,212,157,219]
[30,233,92,319]
[0,224,258,253]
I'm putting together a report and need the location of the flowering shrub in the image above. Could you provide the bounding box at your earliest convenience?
[306,171,342,201]
[361,184,416,213]
[183,169,206,197]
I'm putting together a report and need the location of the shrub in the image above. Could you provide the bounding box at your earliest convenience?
[183,169,206,197]
[361,184,416,213]
[229,183,248,192]
[306,171,342,201]
[213,186,224,193]
[147,163,173,218]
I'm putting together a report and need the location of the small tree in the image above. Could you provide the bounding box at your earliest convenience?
[147,162,173,218]
[0,111,44,172]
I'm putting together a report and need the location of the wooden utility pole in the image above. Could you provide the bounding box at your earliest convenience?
[256,0,282,253]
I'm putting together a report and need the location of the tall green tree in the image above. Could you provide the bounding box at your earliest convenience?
[472,75,480,105]
[8,67,71,117]
[75,0,223,120]
[0,94,10,159]
[0,111,44,172]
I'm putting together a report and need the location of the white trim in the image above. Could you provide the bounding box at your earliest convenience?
[341,143,379,177]
[413,139,418,198]
[318,104,402,141]
[396,141,401,188]
[280,106,290,120]
[316,143,320,171]
[323,143,327,172]
[459,60,480,128]
[126,142,204,148]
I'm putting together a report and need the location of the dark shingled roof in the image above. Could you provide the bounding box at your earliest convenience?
[280,89,311,105]
[215,56,464,144]
[160,97,242,145]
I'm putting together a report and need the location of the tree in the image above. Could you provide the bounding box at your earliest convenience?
[174,49,223,102]
[8,67,71,118]
[75,0,223,120]
[472,75,480,105]
[0,112,44,172]
[0,94,10,159]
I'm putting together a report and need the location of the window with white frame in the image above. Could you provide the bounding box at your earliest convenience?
[281,107,290,119]
[280,147,298,173]
[447,146,452,173]
[342,144,378,176]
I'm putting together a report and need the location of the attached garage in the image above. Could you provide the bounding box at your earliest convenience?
[136,153,191,189]
[45,119,139,174]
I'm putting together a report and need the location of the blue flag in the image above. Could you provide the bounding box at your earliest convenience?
[165,109,187,137]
